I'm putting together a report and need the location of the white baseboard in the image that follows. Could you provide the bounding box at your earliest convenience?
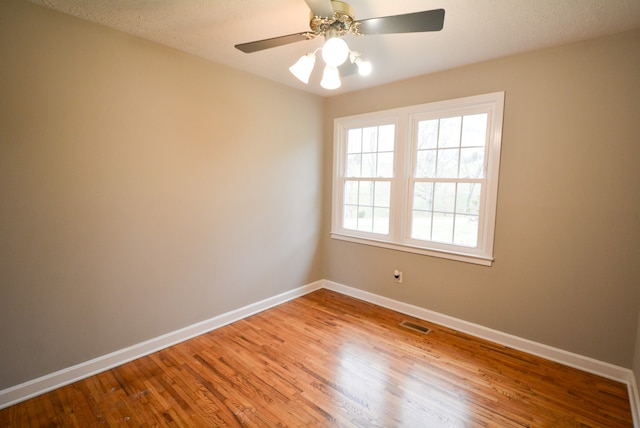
[2,278,638,427]
[630,375,640,428]
[0,280,324,410]
[322,279,640,427]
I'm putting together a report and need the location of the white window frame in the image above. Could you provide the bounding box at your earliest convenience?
[331,92,504,266]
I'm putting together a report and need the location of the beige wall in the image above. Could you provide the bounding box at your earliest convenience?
[323,29,640,368]
[0,0,324,389]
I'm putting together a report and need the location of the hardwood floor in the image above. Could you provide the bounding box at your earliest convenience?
[0,289,633,427]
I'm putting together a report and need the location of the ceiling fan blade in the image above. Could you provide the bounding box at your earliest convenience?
[357,9,445,35]
[304,0,334,17]
[235,32,311,53]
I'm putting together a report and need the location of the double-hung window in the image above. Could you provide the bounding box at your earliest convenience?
[331,92,504,266]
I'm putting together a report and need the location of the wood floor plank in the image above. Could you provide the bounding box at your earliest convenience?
[0,289,633,427]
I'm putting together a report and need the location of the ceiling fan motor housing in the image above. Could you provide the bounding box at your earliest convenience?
[309,1,360,37]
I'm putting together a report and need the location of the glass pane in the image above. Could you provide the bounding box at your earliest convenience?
[343,205,358,230]
[459,147,485,179]
[358,181,373,206]
[377,152,394,177]
[436,148,460,179]
[362,127,377,153]
[347,128,362,153]
[415,150,436,178]
[417,120,438,149]
[461,114,487,147]
[432,212,454,243]
[378,125,395,152]
[346,154,361,177]
[373,207,390,234]
[344,181,358,205]
[438,117,462,148]
[456,183,481,215]
[454,214,479,247]
[411,210,432,240]
[374,181,391,207]
[357,206,373,232]
[413,182,433,211]
[361,153,376,177]
[433,182,456,212]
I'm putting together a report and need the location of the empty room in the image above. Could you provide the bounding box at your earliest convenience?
[1,0,640,426]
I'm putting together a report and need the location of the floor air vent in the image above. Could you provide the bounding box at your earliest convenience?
[400,320,431,334]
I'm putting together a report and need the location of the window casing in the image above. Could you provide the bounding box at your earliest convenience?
[331,92,504,266]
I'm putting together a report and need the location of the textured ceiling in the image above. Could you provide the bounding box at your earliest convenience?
[27,0,640,96]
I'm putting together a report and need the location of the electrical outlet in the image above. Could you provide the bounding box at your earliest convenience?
[394,270,403,283]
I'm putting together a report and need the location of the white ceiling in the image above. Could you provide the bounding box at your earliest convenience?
[28,0,640,96]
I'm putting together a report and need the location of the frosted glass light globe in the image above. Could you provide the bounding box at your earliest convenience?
[356,59,372,76]
[322,37,349,67]
[289,53,316,84]
[320,66,341,90]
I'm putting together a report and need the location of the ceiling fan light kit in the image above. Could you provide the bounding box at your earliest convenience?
[235,1,445,90]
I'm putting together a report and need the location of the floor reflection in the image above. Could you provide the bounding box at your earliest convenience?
[332,336,472,427]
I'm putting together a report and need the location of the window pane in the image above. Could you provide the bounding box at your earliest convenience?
[343,180,389,236]
[433,182,456,212]
[347,129,362,153]
[374,181,391,207]
[378,125,395,152]
[456,183,481,215]
[343,205,358,230]
[418,120,438,149]
[344,181,359,205]
[361,153,376,177]
[373,207,390,234]
[459,147,485,179]
[362,127,377,152]
[432,212,454,243]
[415,150,436,178]
[357,206,373,232]
[461,114,487,147]
[358,181,373,206]
[411,210,432,240]
[454,214,479,247]
[347,154,361,177]
[413,182,433,211]
[436,148,459,179]
[377,152,394,177]
[438,117,462,148]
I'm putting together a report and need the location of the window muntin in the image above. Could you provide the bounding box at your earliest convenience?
[332,92,504,266]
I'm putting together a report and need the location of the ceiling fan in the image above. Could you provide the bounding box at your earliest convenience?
[235,0,445,90]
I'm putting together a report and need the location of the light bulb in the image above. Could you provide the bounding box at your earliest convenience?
[320,65,341,90]
[322,36,349,67]
[289,53,316,84]
[355,58,372,76]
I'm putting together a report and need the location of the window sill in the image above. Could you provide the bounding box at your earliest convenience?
[330,232,494,266]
